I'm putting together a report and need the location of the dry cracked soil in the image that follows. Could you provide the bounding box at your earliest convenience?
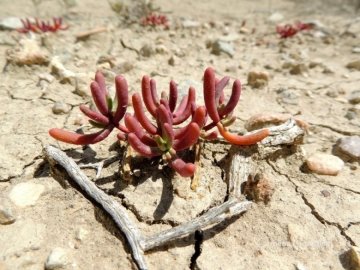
[1,0,360,269]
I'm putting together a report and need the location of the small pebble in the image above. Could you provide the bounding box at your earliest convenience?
[247,71,269,88]
[168,55,179,66]
[9,182,45,207]
[348,90,360,104]
[306,153,344,176]
[321,190,331,197]
[348,246,360,270]
[45,248,68,270]
[0,198,16,225]
[0,17,23,30]
[210,40,234,57]
[181,19,200,28]
[352,47,360,54]
[337,136,360,161]
[75,228,88,241]
[346,60,360,70]
[52,101,71,115]
[268,12,284,22]
[140,44,155,57]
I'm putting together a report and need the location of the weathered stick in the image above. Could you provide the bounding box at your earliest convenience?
[228,118,304,199]
[44,145,148,270]
[141,199,252,251]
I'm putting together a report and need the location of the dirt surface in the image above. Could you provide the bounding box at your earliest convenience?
[1,0,360,269]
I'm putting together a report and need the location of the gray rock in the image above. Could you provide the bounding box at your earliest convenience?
[348,90,360,104]
[210,40,234,57]
[306,153,344,176]
[140,44,155,57]
[52,101,71,114]
[9,182,45,207]
[346,60,360,70]
[45,248,68,270]
[0,198,15,225]
[337,136,360,161]
[0,17,23,30]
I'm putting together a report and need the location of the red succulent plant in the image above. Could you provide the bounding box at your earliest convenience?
[49,68,270,177]
[276,21,312,38]
[18,17,69,34]
[49,71,128,145]
[141,13,169,28]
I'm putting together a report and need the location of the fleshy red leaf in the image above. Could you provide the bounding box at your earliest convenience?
[173,87,195,125]
[217,123,270,145]
[203,67,220,123]
[128,133,161,157]
[168,80,178,112]
[132,93,157,135]
[49,126,113,145]
[219,79,241,118]
[173,123,200,151]
[141,75,157,117]
[169,158,196,177]
[125,114,157,147]
[79,105,109,125]
[113,75,128,123]
[91,81,108,115]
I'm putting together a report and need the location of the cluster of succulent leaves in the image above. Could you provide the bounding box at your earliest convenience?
[18,17,68,34]
[49,68,269,177]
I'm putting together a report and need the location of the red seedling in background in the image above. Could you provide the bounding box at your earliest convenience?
[49,71,128,145]
[141,13,169,28]
[276,21,312,38]
[18,17,69,33]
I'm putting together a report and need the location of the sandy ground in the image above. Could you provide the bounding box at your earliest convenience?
[1,0,360,269]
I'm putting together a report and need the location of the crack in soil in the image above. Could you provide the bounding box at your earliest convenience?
[309,122,360,136]
[267,159,356,246]
[0,155,42,182]
[315,178,360,195]
[189,230,204,270]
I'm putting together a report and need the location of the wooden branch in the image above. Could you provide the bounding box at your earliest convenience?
[140,198,252,251]
[44,145,148,270]
[228,118,304,199]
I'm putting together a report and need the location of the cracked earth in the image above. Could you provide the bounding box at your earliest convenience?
[1,0,360,269]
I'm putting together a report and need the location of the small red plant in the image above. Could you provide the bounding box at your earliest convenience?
[141,13,169,28]
[276,21,312,38]
[18,17,69,34]
[49,71,128,145]
[49,68,270,177]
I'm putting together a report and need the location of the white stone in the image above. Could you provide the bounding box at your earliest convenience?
[0,17,23,30]
[306,153,344,176]
[75,228,88,241]
[45,248,68,270]
[9,182,45,207]
[268,12,284,22]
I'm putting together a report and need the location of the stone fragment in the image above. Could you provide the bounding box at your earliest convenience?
[0,17,23,30]
[45,248,68,270]
[306,153,344,176]
[6,39,49,66]
[290,63,308,75]
[346,60,360,70]
[50,57,76,84]
[210,40,234,57]
[348,90,360,104]
[168,55,179,66]
[245,113,309,131]
[52,101,71,114]
[140,44,155,57]
[75,228,88,241]
[243,174,273,204]
[268,12,284,22]
[9,182,45,207]
[353,47,360,54]
[349,246,360,270]
[0,198,15,225]
[181,19,200,28]
[247,71,269,88]
[337,136,360,161]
